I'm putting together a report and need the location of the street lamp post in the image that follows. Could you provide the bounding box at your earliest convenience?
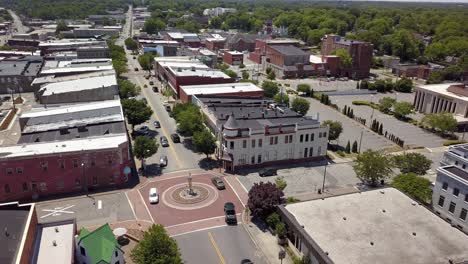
[81,162,88,195]
[321,159,328,193]
[358,130,364,153]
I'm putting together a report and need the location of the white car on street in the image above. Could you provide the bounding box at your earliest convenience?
[149,188,159,204]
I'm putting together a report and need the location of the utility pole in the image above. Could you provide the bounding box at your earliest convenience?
[321,159,328,193]
[358,130,364,153]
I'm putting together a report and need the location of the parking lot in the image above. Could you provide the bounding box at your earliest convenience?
[304,96,395,151]
[36,192,135,228]
[236,160,360,198]
[329,94,446,148]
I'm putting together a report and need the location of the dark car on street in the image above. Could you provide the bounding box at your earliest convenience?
[159,155,168,167]
[171,133,181,143]
[160,136,169,147]
[153,121,161,128]
[211,177,225,190]
[224,202,237,225]
[241,260,253,264]
[259,168,277,177]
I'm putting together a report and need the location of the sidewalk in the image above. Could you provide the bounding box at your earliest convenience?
[243,219,293,264]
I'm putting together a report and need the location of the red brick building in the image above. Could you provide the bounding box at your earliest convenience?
[321,35,373,79]
[265,45,314,79]
[225,33,270,52]
[205,37,226,52]
[248,38,301,64]
[223,50,244,65]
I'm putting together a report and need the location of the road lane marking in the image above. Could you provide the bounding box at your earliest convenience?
[124,191,138,220]
[224,176,246,208]
[40,205,75,218]
[97,200,102,209]
[208,231,226,264]
[137,189,155,223]
[170,224,226,237]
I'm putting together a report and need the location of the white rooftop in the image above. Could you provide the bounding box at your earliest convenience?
[0,134,127,159]
[310,54,324,64]
[206,37,226,42]
[34,221,75,264]
[154,56,201,63]
[226,50,243,55]
[39,74,117,96]
[167,32,198,39]
[38,40,104,47]
[417,83,467,102]
[180,82,262,96]
[40,65,113,75]
[284,188,468,264]
[198,49,216,56]
[169,66,230,78]
[138,39,178,45]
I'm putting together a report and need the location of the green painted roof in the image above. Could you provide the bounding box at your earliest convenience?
[78,224,120,264]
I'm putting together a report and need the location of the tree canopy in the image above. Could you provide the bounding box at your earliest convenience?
[192,128,217,158]
[333,49,353,68]
[138,54,156,72]
[131,224,182,264]
[322,120,343,141]
[273,93,289,105]
[125,38,138,51]
[291,98,310,115]
[297,84,312,96]
[353,149,394,186]
[133,136,158,162]
[393,101,414,119]
[121,99,153,130]
[378,97,396,113]
[143,18,166,34]
[172,103,204,136]
[118,79,140,99]
[392,173,432,204]
[261,81,279,98]
[393,152,432,175]
[422,112,458,135]
[247,182,284,219]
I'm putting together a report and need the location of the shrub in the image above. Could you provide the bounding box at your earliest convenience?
[336,150,346,157]
[286,196,300,204]
[266,212,280,228]
[443,140,467,146]
[352,100,371,106]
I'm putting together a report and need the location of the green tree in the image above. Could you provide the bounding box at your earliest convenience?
[133,136,158,170]
[267,71,276,80]
[275,177,287,191]
[345,141,351,153]
[353,149,394,186]
[266,67,272,74]
[393,102,414,119]
[393,153,432,175]
[224,69,238,79]
[297,84,311,96]
[392,173,432,204]
[374,80,386,93]
[177,109,204,136]
[209,16,223,29]
[241,70,249,80]
[121,99,153,131]
[274,93,289,105]
[55,20,68,34]
[422,112,458,135]
[360,80,369,90]
[322,120,343,141]
[192,128,217,158]
[379,97,396,113]
[426,71,445,84]
[125,37,138,51]
[291,98,310,115]
[261,81,279,98]
[143,18,166,34]
[266,213,280,228]
[138,53,155,72]
[131,224,182,264]
[352,140,358,153]
[118,79,140,99]
[425,42,448,61]
[395,78,413,93]
[333,48,352,68]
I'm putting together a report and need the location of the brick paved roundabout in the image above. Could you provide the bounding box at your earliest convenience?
[136,171,245,235]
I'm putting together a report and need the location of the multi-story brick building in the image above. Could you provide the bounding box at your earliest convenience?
[265,45,314,78]
[225,33,269,52]
[154,57,234,97]
[205,37,226,52]
[321,35,373,79]
[223,50,244,65]
[195,97,328,171]
[0,55,43,94]
[248,38,300,64]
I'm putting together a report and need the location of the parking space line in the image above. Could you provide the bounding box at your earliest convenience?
[137,189,155,223]
[224,176,246,208]
[170,224,226,237]
[208,232,226,264]
[166,215,225,229]
[124,191,137,220]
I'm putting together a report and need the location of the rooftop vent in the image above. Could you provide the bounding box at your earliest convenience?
[380,190,385,194]
[412,232,416,236]
[343,217,347,221]
[55,227,59,233]
[370,241,374,246]
[52,240,57,247]
[382,209,386,213]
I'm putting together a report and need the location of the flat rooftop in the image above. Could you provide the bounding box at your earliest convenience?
[0,134,127,159]
[417,83,467,101]
[283,188,468,264]
[169,66,230,78]
[39,74,117,96]
[438,165,468,183]
[33,220,75,264]
[0,202,33,264]
[310,54,324,64]
[270,45,309,56]
[32,70,116,86]
[180,82,262,96]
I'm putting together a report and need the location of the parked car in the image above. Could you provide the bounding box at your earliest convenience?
[165,105,171,112]
[153,121,161,128]
[259,168,277,177]
[159,155,168,167]
[241,260,253,264]
[139,126,149,131]
[149,188,159,204]
[149,81,154,85]
[134,67,139,71]
[224,202,237,225]
[133,56,136,59]
[211,177,225,190]
[153,86,159,92]
[160,136,169,147]
[170,133,181,143]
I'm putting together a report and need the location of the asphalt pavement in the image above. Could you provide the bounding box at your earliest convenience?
[174,225,266,264]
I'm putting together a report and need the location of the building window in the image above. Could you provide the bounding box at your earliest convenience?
[107,156,113,165]
[258,155,262,163]
[115,251,118,257]
[6,168,13,175]
[243,140,247,148]
[323,132,327,139]
[449,202,456,214]
[442,182,448,190]
[73,159,79,168]
[310,133,314,141]
[300,135,303,142]
[91,160,96,167]
[80,246,86,256]
[22,182,28,192]
[460,208,467,221]
[438,195,445,207]
[230,141,234,150]
[318,132,322,138]
[92,176,98,185]
[251,156,255,164]
[309,147,314,157]
[41,162,48,172]
[40,182,47,191]
[275,136,278,145]
[4,184,10,193]
[289,135,293,143]
[270,137,274,145]
[305,134,309,142]
[455,161,459,165]
[318,146,322,155]
[75,179,81,187]
[453,188,460,197]
[304,148,308,158]
[16,167,23,175]
[251,139,255,148]
[463,164,466,169]
[465,194,468,203]
[284,135,288,144]
[258,139,262,147]
[59,159,65,169]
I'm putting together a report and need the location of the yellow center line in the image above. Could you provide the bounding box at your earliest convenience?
[127,57,183,167]
[208,232,226,264]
